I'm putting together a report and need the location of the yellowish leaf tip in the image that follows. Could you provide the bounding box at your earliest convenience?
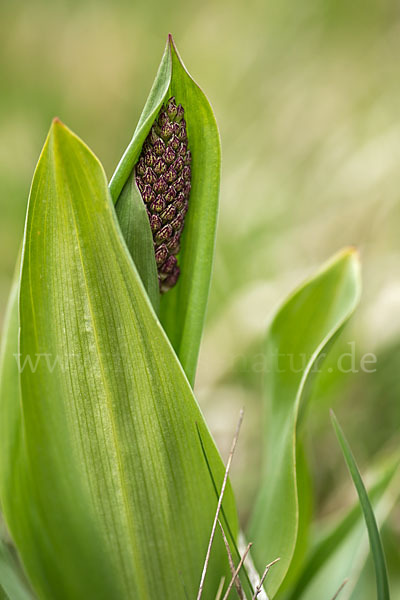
[337,245,360,263]
[345,245,360,263]
[346,245,358,256]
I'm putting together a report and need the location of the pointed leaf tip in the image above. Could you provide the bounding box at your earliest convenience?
[51,117,66,131]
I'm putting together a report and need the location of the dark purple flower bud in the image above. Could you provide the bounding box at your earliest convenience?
[165,186,176,204]
[143,167,156,185]
[171,213,184,233]
[178,142,187,156]
[165,168,177,184]
[172,122,180,135]
[166,97,178,120]
[175,104,184,123]
[150,195,166,213]
[153,176,168,194]
[164,146,176,165]
[175,192,186,211]
[150,214,162,233]
[160,254,177,275]
[153,138,165,156]
[154,157,166,175]
[173,156,185,173]
[170,134,180,151]
[156,224,174,243]
[177,120,187,141]
[161,266,180,293]
[160,204,176,222]
[142,185,155,204]
[149,127,159,145]
[182,165,191,180]
[145,150,155,167]
[155,244,168,266]
[160,121,174,140]
[175,176,185,192]
[158,110,169,127]
[167,233,180,254]
[134,96,191,293]
[136,177,144,193]
[136,159,145,176]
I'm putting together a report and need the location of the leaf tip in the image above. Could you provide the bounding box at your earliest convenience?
[50,116,69,141]
[344,245,359,259]
[168,33,177,54]
[52,116,63,127]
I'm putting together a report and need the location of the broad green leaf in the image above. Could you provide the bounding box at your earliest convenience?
[110,35,220,385]
[287,457,399,600]
[115,176,159,312]
[159,38,221,384]
[109,39,170,310]
[331,412,391,600]
[0,256,34,600]
[247,249,361,598]
[0,539,33,600]
[278,441,313,593]
[0,256,22,519]
[1,120,237,599]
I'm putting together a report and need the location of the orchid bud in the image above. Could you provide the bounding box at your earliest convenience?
[135,97,191,292]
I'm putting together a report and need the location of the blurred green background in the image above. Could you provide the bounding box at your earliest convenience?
[1,0,399,597]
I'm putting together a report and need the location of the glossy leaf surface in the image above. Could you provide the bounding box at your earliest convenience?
[0,121,237,599]
[248,249,361,597]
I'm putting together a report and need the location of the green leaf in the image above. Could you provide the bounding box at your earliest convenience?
[0,120,237,599]
[115,175,159,312]
[0,256,34,600]
[331,412,391,600]
[109,39,171,310]
[278,440,313,593]
[247,249,361,598]
[0,256,22,521]
[0,539,33,600]
[287,457,398,599]
[110,35,221,385]
[109,38,172,202]
[159,38,221,384]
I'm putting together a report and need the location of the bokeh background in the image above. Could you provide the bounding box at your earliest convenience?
[1,0,399,597]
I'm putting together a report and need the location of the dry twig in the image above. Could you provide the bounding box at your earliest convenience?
[251,558,280,599]
[196,409,244,600]
[222,542,252,600]
[330,579,348,600]
[215,577,225,600]
[218,520,245,599]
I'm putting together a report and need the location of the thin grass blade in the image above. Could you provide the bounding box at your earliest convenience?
[331,411,391,600]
